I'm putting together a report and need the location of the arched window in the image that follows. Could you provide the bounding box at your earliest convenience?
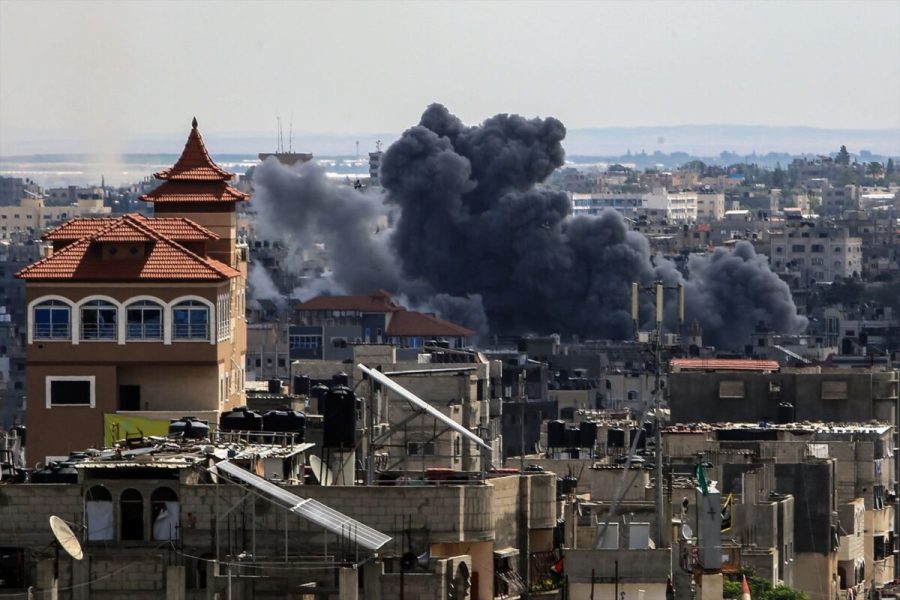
[120,488,144,541]
[173,300,209,340]
[126,300,163,340]
[81,300,118,341]
[33,300,71,340]
[151,487,180,541]
[85,486,113,541]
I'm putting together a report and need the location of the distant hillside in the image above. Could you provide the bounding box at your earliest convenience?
[2,124,898,158]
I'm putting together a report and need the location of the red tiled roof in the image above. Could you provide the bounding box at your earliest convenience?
[140,179,249,204]
[44,215,219,242]
[294,290,404,313]
[17,215,238,282]
[670,358,780,373]
[153,118,233,182]
[386,310,475,338]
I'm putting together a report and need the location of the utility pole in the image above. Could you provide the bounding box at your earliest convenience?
[632,280,684,548]
[520,370,526,472]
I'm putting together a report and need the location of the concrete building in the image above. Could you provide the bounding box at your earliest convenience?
[0,438,558,600]
[0,194,111,240]
[0,176,42,206]
[290,290,475,361]
[821,185,861,216]
[769,223,862,286]
[15,119,249,463]
[696,190,725,222]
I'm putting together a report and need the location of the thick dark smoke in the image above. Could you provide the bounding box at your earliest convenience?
[380,103,806,348]
[252,160,399,295]
[252,103,807,350]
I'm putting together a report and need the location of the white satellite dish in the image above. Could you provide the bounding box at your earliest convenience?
[309,455,334,487]
[681,523,693,540]
[49,516,83,560]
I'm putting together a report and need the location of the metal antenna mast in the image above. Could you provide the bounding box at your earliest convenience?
[632,280,684,547]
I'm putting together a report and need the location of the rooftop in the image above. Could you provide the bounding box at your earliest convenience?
[670,358,780,373]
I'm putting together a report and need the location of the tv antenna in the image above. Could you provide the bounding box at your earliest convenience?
[50,515,83,560]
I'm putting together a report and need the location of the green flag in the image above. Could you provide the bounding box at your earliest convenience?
[695,463,709,496]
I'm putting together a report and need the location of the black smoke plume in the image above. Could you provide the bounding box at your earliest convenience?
[252,103,807,349]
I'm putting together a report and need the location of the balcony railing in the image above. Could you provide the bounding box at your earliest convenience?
[174,324,209,340]
[81,324,117,340]
[127,323,162,340]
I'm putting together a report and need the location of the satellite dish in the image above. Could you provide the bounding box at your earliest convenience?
[49,516,83,560]
[309,455,334,487]
[681,523,693,540]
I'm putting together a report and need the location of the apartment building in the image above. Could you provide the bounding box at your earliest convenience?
[696,190,725,221]
[0,195,111,239]
[769,223,862,286]
[16,119,249,462]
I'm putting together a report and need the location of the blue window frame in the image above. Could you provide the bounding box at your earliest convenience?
[34,300,70,340]
[173,301,209,340]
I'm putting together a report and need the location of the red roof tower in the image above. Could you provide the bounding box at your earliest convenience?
[140,117,248,268]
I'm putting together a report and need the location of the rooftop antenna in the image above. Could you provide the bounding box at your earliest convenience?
[50,515,83,560]
[375,139,383,152]
[356,140,360,161]
[289,113,293,153]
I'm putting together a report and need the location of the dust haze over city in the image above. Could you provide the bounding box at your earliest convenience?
[1,1,900,599]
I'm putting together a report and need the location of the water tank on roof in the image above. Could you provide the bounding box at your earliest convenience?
[220,407,264,432]
[267,379,283,394]
[332,372,350,387]
[322,386,357,449]
[293,375,312,396]
[262,410,306,437]
[168,417,210,439]
[630,427,646,450]
[777,402,795,424]
[565,427,581,448]
[607,427,626,448]
[579,421,598,448]
[31,462,78,484]
[311,383,330,401]
[547,420,565,448]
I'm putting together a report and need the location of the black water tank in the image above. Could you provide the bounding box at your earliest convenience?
[332,372,350,387]
[263,410,306,437]
[630,427,646,450]
[323,386,357,449]
[777,402,795,424]
[311,383,330,402]
[561,475,578,495]
[31,462,78,484]
[579,421,598,448]
[565,427,581,448]
[268,379,283,394]
[547,420,565,448]
[220,407,264,432]
[293,375,312,396]
[168,417,210,439]
[607,427,625,448]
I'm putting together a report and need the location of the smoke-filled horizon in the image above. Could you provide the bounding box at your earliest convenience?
[251,103,808,349]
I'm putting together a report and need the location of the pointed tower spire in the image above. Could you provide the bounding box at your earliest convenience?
[192,116,198,129]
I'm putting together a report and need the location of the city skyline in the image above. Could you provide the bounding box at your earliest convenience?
[1,0,899,157]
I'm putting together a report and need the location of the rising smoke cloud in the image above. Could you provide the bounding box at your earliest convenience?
[251,103,807,349]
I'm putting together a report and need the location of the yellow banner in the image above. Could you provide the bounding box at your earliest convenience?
[104,414,174,446]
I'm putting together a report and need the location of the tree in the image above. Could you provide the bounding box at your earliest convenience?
[836,145,851,166]
[772,163,786,188]
[887,158,896,175]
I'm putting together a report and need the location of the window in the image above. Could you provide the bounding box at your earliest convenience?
[151,487,180,541]
[85,486,114,541]
[719,380,745,399]
[217,292,231,342]
[81,300,117,340]
[33,300,70,340]
[126,300,162,340]
[290,335,321,349]
[173,300,209,340]
[791,244,805,252]
[407,441,436,456]
[120,488,144,541]
[46,376,95,407]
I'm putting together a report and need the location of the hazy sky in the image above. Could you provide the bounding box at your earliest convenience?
[1,0,898,151]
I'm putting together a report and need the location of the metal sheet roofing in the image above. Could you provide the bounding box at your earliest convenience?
[670,358,780,372]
